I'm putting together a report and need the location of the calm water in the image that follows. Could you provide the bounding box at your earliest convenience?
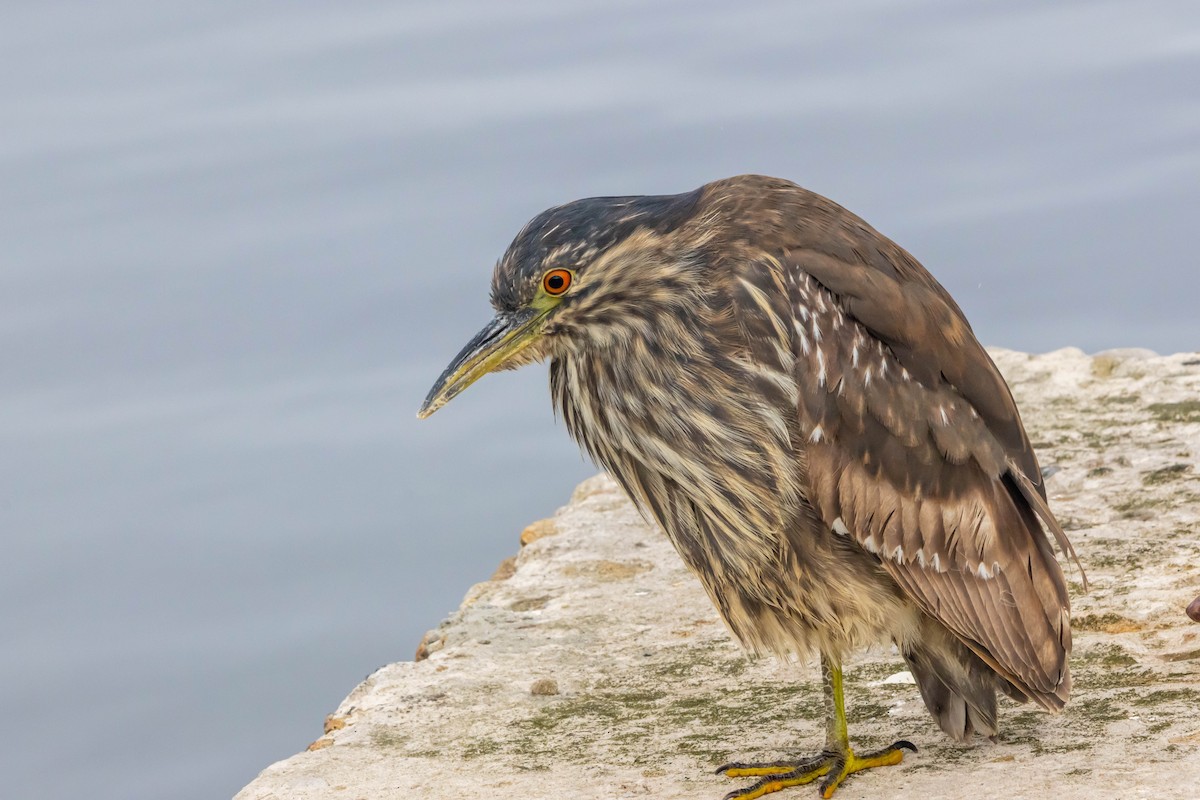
[1,2,1198,798]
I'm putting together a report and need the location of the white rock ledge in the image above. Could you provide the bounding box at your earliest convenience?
[237,348,1200,800]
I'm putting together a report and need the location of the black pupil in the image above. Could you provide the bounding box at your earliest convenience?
[547,274,565,291]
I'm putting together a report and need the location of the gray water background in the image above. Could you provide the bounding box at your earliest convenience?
[1,1,1198,798]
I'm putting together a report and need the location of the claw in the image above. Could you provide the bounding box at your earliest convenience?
[718,658,917,797]
[718,740,915,799]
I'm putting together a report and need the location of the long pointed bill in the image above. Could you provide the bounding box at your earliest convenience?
[417,308,545,419]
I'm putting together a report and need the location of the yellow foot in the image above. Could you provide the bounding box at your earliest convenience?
[716,740,916,799]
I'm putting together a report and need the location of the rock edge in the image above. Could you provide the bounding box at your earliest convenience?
[237,348,1200,800]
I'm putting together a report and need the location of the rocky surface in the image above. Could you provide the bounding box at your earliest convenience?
[237,348,1200,800]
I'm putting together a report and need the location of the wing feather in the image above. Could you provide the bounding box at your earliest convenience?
[784,239,1081,709]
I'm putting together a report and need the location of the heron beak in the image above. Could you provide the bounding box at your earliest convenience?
[417,308,546,419]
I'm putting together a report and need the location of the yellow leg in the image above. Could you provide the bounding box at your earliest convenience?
[717,655,915,799]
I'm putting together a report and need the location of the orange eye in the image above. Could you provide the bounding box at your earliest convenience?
[542,268,573,296]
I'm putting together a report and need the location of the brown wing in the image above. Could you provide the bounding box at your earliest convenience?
[784,237,1083,710]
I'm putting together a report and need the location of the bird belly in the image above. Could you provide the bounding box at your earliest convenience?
[675,516,922,664]
[551,354,918,664]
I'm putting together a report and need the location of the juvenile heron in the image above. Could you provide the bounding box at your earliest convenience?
[419,175,1083,798]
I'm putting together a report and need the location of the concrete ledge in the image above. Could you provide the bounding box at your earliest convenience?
[237,348,1200,800]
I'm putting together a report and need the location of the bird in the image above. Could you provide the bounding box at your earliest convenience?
[418,174,1084,798]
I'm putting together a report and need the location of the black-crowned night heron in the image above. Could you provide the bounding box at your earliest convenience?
[419,175,1083,798]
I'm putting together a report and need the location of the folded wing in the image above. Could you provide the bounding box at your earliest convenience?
[785,241,1082,709]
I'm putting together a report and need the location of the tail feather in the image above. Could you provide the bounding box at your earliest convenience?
[901,617,1025,741]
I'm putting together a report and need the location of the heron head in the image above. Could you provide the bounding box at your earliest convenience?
[418,189,703,419]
